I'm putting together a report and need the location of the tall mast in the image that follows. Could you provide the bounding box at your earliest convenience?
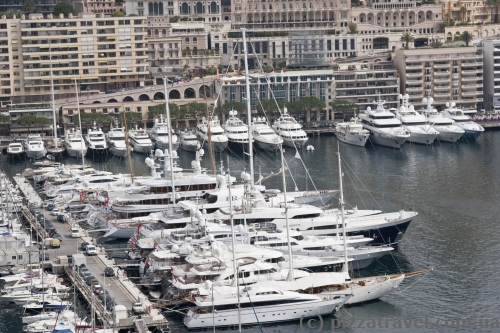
[280,145,294,281]
[0,173,4,224]
[163,77,177,207]
[49,38,58,149]
[241,28,254,186]
[122,110,134,183]
[337,144,349,272]
[74,77,85,168]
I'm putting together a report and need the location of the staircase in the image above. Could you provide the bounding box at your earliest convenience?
[135,318,149,333]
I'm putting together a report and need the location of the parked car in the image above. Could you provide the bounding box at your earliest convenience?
[79,268,90,277]
[71,228,80,238]
[86,245,97,256]
[81,242,90,251]
[52,209,60,216]
[133,303,146,314]
[47,204,55,211]
[52,233,63,242]
[58,215,67,223]
[104,267,115,277]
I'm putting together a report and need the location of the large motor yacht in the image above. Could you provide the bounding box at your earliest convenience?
[7,142,24,157]
[419,98,464,143]
[63,129,87,157]
[272,108,308,148]
[334,117,370,147]
[223,110,251,149]
[196,115,228,152]
[179,130,199,152]
[106,124,130,157]
[128,126,153,153]
[251,116,283,151]
[392,94,439,145]
[84,122,108,154]
[358,98,410,148]
[24,134,47,160]
[441,102,484,140]
[150,115,178,149]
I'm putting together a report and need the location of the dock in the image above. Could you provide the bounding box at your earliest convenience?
[15,177,169,331]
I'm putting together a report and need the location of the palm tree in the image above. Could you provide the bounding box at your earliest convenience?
[400,33,415,50]
[460,31,473,46]
[460,6,467,23]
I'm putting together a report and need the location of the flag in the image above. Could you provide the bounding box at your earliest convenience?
[131,238,136,250]
[268,68,274,73]
[137,222,143,235]
[106,217,109,226]
[294,151,301,159]
[79,190,84,203]
[281,69,286,74]
[104,198,109,207]
[153,241,158,251]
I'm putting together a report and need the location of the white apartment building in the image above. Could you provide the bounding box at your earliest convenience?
[0,13,148,104]
[481,39,500,112]
[70,0,124,16]
[441,0,490,24]
[333,60,400,111]
[394,47,483,110]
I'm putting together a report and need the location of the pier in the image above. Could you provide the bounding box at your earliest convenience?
[14,176,169,331]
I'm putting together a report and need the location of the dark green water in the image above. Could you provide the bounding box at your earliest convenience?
[2,132,500,332]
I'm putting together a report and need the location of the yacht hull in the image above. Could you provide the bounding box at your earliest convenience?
[368,132,407,149]
[227,140,249,151]
[434,127,464,143]
[65,146,87,157]
[203,140,228,152]
[25,149,47,160]
[180,142,198,152]
[184,297,348,328]
[282,136,309,148]
[130,143,152,154]
[406,132,438,145]
[109,146,128,157]
[255,139,280,151]
[462,129,484,140]
[335,133,369,147]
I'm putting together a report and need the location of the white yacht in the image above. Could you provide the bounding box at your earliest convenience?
[441,102,484,140]
[184,284,350,328]
[179,130,199,152]
[150,115,178,149]
[391,94,439,145]
[223,110,251,149]
[251,116,283,151]
[84,122,108,154]
[128,126,153,153]
[358,98,410,148]
[24,134,47,160]
[63,129,87,157]
[7,142,24,157]
[196,115,228,152]
[106,124,130,158]
[334,117,370,147]
[420,98,464,143]
[272,108,308,148]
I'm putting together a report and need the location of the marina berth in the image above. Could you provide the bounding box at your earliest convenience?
[196,115,228,152]
[420,98,465,143]
[441,102,484,140]
[84,121,108,154]
[105,122,131,158]
[24,135,47,160]
[63,129,87,158]
[223,110,251,149]
[179,130,199,152]
[335,117,370,147]
[251,116,283,151]
[7,142,25,157]
[128,125,154,153]
[272,108,309,148]
[150,115,178,150]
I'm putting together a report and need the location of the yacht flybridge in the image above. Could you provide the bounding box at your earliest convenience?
[63,129,87,157]
[420,98,464,143]
[84,121,108,154]
[272,108,308,148]
[150,114,178,149]
[358,97,410,148]
[128,125,153,153]
[24,134,46,160]
[106,123,130,157]
[441,101,484,140]
[392,94,439,145]
[223,110,251,149]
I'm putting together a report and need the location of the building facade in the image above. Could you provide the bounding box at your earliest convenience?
[70,0,124,16]
[394,47,483,110]
[481,39,500,112]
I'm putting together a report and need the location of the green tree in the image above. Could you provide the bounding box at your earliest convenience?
[148,103,180,120]
[297,96,326,114]
[16,115,38,133]
[348,22,358,34]
[120,112,142,128]
[214,102,246,118]
[257,99,286,118]
[0,9,22,18]
[206,66,216,76]
[331,99,360,120]
[276,61,287,70]
[227,65,234,73]
[111,11,125,17]
[36,116,51,134]
[170,16,180,23]
[52,2,74,17]
[431,39,443,48]
[180,102,207,119]
[262,65,273,73]
[0,114,11,135]
[400,32,415,49]
[459,31,473,46]
[73,112,112,127]
[22,0,36,13]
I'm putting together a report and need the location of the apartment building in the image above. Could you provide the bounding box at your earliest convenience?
[332,60,400,111]
[0,12,148,104]
[70,0,124,16]
[441,0,490,24]
[394,47,483,110]
[216,69,334,122]
[481,39,500,112]
[0,0,58,15]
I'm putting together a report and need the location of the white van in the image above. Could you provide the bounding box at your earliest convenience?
[71,228,80,238]
[86,245,97,255]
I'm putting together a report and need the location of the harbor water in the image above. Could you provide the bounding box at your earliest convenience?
[1,132,500,332]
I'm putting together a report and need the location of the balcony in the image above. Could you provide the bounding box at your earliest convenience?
[434,78,450,83]
[461,62,479,67]
[433,63,450,69]
[434,71,449,76]
[462,84,482,90]
[461,76,481,82]
[406,65,422,70]
[462,91,480,97]
[405,87,422,93]
[406,72,422,78]
[434,92,450,98]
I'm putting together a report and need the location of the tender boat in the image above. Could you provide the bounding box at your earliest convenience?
[7,142,24,157]
[441,102,484,140]
[223,110,251,149]
[84,122,108,154]
[420,98,464,143]
[392,94,439,145]
[128,126,153,153]
[196,115,228,152]
[63,129,87,157]
[252,116,283,151]
[24,134,47,160]
[179,130,199,152]
[335,117,370,147]
[358,97,410,148]
[272,108,308,148]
